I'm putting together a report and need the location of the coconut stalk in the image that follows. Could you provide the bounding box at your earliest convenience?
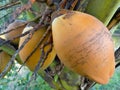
[85,0,120,26]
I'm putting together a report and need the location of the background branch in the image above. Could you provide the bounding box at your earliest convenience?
[0,1,21,11]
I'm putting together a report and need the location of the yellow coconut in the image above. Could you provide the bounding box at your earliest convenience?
[5,20,27,45]
[52,11,115,84]
[0,51,11,77]
[19,23,56,71]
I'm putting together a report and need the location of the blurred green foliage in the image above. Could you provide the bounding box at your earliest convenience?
[0,62,53,90]
[0,0,27,31]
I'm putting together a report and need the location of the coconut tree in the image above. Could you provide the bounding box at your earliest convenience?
[0,0,120,90]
